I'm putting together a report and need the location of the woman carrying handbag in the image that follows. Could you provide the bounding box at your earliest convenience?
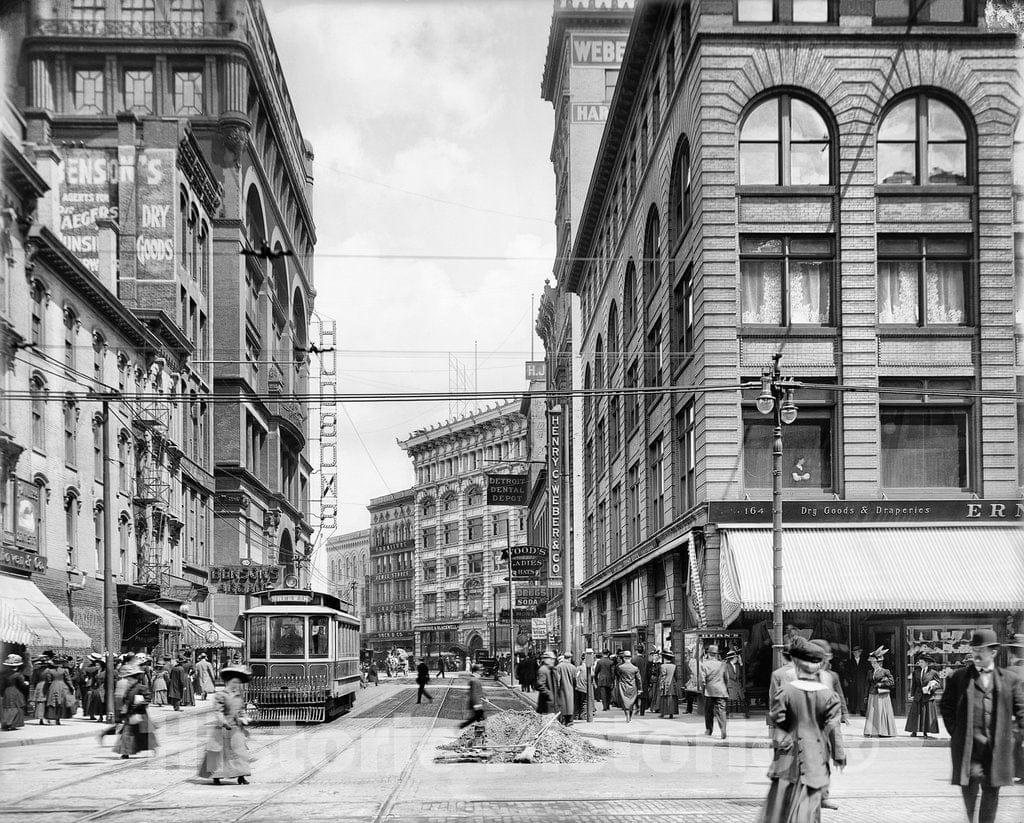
[863,647,897,737]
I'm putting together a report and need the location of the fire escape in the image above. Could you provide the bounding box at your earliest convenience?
[133,395,172,589]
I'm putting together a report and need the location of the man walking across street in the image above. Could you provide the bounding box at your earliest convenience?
[554,652,577,726]
[593,650,614,712]
[699,644,730,740]
[194,654,216,701]
[415,658,433,703]
[939,629,1024,823]
[458,664,485,729]
[167,657,189,712]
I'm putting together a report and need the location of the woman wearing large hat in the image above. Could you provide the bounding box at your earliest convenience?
[863,647,897,738]
[1,654,29,731]
[905,654,940,738]
[112,663,157,759]
[198,665,252,785]
[43,655,76,725]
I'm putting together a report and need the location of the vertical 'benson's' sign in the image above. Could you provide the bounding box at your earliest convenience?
[547,407,562,582]
[319,319,337,530]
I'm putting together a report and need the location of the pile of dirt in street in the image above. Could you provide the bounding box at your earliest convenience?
[437,711,609,764]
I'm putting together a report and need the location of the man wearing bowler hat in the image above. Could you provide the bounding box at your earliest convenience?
[940,628,1024,823]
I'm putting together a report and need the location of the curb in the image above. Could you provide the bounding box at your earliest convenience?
[572,727,950,750]
[0,701,214,749]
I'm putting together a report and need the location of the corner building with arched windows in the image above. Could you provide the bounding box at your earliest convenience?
[400,404,530,666]
[552,0,1023,716]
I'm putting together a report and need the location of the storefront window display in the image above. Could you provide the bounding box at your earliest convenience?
[906,624,983,692]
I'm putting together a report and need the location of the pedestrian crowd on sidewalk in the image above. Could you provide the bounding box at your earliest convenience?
[0,647,223,734]
[511,631,1023,823]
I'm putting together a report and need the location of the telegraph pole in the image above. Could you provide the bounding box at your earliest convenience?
[88,390,119,718]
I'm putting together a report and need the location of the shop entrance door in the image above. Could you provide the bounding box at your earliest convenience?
[868,624,904,715]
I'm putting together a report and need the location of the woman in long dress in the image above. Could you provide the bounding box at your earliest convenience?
[150,667,168,706]
[863,650,897,737]
[198,665,252,785]
[31,658,49,723]
[44,657,75,724]
[113,664,157,758]
[83,654,107,721]
[904,655,940,737]
[759,637,846,823]
[657,652,679,718]
[1,654,29,731]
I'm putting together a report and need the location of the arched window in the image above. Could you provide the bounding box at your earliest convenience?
[624,262,637,337]
[93,503,104,574]
[63,306,77,371]
[642,206,661,301]
[739,94,831,185]
[92,332,105,384]
[30,279,45,346]
[594,335,605,390]
[292,288,307,350]
[607,302,619,376]
[245,187,266,251]
[64,488,80,569]
[118,512,131,578]
[273,246,289,310]
[668,135,692,242]
[34,476,48,557]
[583,364,592,421]
[30,374,46,450]
[877,93,968,185]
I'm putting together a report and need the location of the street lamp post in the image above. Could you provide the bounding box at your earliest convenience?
[755,353,798,669]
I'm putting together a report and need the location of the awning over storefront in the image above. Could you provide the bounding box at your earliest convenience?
[181,615,243,649]
[125,599,182,628]
[0,574,93,649]
[720,527,1024,625]
[0,598,34,645]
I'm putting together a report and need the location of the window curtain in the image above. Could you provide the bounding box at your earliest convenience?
[878,261,919,323]
[881,410,966,488]
[741,260,782,323]
[790,261,830,324]
[924,262,965,323]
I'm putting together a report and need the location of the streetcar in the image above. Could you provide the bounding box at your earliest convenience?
[243,588,361,723]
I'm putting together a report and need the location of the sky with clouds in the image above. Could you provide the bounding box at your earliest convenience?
[262,0,557,543]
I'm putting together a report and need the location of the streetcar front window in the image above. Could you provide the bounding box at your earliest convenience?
[249,617,266,658]
[309,616,329,658]
[270,615,305,657]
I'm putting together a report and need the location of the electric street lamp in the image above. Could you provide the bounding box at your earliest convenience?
[755,353,798,667]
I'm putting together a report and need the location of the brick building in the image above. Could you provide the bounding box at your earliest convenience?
[400,404,530,664]
[364,490,414,660]
[0,0,314,655]
[546,0,1023,713]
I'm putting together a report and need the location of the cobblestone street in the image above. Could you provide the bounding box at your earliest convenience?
[1,678,1021,823]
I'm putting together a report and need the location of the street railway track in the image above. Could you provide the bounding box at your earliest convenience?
[2,684,446,822]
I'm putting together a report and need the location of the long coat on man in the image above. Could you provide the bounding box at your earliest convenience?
[535,661,557,714]
[939,663,1024,787]
[553,658,576,718]
[167,663,189,703]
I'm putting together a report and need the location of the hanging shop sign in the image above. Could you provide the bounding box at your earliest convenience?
[15,479,38,552]
[209,564,282,594]
[547,407,563,582]
[486,474,529,506]
[509,545,548,579]
[318,319,338,531]
[708,499,1024,525]
[531,618,548,640]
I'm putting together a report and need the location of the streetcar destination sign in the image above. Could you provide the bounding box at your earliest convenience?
[486,473,528,506]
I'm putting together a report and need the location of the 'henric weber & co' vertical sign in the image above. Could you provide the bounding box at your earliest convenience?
[547,406,562,582]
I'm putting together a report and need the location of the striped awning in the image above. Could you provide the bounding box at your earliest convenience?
[125,599,182,628]
[181,615,243,649]
[0,574,93,649]
[0,597,34,645]
[720,527,1024,625]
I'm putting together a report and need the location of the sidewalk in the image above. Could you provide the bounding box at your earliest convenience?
[495,675,949,750]
[0,698,215,749]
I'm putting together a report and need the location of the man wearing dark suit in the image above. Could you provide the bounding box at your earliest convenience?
[535,651,557,715]
[841,645,872,715]
[940,629,1024,823]
[699,645,730,739]
[593,651,615,712]
[415,659,433,704]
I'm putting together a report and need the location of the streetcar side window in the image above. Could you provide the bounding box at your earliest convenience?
[309,616,329,658]
[270,615,305,657]
[249,616,266,658]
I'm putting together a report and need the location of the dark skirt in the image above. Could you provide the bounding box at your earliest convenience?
[113,714,157,755]
[759,777,822,823]
[904,697,939,734]
[2,685,26,730]
[658,693,679,716]
[85,688,106,718]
